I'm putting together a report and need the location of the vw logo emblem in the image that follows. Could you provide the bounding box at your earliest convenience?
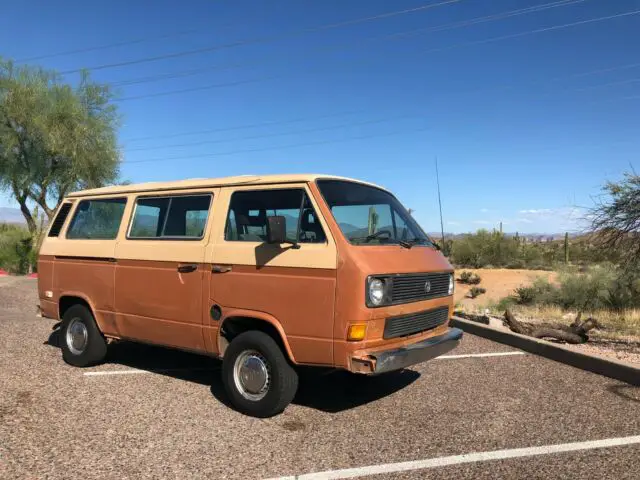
[424,281,431,293]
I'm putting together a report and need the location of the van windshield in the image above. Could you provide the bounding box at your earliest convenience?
[316,180,433,247]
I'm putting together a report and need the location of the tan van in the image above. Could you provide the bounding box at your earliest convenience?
[38,174,462,417]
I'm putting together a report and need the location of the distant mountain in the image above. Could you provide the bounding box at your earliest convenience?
[339,222,361,234]
[0,207,25,224]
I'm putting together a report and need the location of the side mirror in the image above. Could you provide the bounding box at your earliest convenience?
[266,216,287,244]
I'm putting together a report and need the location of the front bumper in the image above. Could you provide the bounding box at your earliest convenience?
[351,327,463,374]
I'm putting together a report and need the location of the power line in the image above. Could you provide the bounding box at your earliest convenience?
[123,109,366,142]
[117,75,283,101]
[59,0,462,75]
[15,27,206,63]
[125,114,421,152]
[113,7,640,102]
[377,0,584,41]
[108,0,584,89]
[124,125,431,164]
[414,8,640,56]
[121,58,640,145]
[572,76,640,92]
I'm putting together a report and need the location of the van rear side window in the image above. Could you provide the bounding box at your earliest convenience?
[48,202,73,237]
[66,198,127,240]
[128,194,211,239]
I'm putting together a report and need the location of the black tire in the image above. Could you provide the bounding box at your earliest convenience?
[222,331,298,418]
[60,304,108,367]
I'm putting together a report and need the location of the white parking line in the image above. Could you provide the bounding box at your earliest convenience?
[83,352,524,377]
[84,367,216,376]
[265,435,640,480]
[436,351,525,360]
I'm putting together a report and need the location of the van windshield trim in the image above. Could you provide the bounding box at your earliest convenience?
[315,179,434,247]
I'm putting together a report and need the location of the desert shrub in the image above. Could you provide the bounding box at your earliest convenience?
[603,267,640,309]
[513,285,537,305]
[448,230,620,270]
[494,296,517,312]
[554,265,616,310]
[0,223,36,274]
[510,264,640,311]
[450,229,522,268]
[468,287,486,298]
[513,277,556,305]
[450,230,558,269]
[459,271,481,285]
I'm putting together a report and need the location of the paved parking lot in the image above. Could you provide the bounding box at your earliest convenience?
[1,306,639,479]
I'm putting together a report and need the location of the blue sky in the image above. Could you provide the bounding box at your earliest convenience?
[1,0,639,233]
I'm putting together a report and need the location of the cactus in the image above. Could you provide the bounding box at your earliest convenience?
[564,232,569,264]
[367,206,379,236]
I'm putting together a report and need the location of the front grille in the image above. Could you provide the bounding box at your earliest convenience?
[390,272,450,305]
[383,306,449,339]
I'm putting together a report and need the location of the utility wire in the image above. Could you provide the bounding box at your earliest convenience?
[114,8,640,102]
[15,27,209,63]
[414,8,640,56]
[59,0,462,74]
[124,125,431,164]
[123,74,640,153]
[123,109,366,142]
[125,114,421,152]
[108,0,583,89]
[572,76,640,92]
[121,58,640,145]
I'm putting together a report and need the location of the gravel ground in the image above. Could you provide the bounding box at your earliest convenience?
[0,276,39,313]
[1,280,639,479]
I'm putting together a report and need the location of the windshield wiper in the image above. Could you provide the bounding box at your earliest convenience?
[351,231,415,249]
[406,237,440,249]
[350,230,392,243]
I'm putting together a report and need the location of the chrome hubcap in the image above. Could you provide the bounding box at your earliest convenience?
[66,318,88,355]
[233,350,270,401]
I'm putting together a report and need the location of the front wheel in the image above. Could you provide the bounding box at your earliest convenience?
[222,331,298,417]
[60,304,107,367]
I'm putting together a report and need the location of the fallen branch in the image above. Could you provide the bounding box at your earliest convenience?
[453,311,490,325]
[503,309,600,344]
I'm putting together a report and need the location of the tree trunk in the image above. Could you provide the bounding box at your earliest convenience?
[503,309,599,344]
[11,182,37,234]
[18,201,36,234]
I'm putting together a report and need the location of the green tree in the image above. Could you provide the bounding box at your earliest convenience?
[0,59,120,234]
[590,172,640,265]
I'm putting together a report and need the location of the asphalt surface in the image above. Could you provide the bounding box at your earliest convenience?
[1,303,639,479]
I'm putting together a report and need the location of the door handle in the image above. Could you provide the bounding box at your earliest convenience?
[212,265,232,273]
[177,264,198,273]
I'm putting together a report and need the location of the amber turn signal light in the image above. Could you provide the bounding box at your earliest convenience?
[347,324,367,341]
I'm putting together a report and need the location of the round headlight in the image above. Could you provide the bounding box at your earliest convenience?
[369,278,385,305]
[448,273,454,295]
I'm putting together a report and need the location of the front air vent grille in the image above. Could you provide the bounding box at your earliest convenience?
[390,273,450,305]
[383,306,449,339]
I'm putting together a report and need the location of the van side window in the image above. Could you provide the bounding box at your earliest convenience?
[225,189,326,243]
[128,194,211,239]
[66,198,127,240]
[48,202,73,237]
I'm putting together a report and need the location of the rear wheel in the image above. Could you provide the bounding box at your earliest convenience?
[222,330,298,417]
[60,304,107,367]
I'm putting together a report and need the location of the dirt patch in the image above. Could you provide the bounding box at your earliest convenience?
[454,268,555,309]
[0,276,39,314]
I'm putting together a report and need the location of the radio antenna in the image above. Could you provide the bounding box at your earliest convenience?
[435,156,445,249]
